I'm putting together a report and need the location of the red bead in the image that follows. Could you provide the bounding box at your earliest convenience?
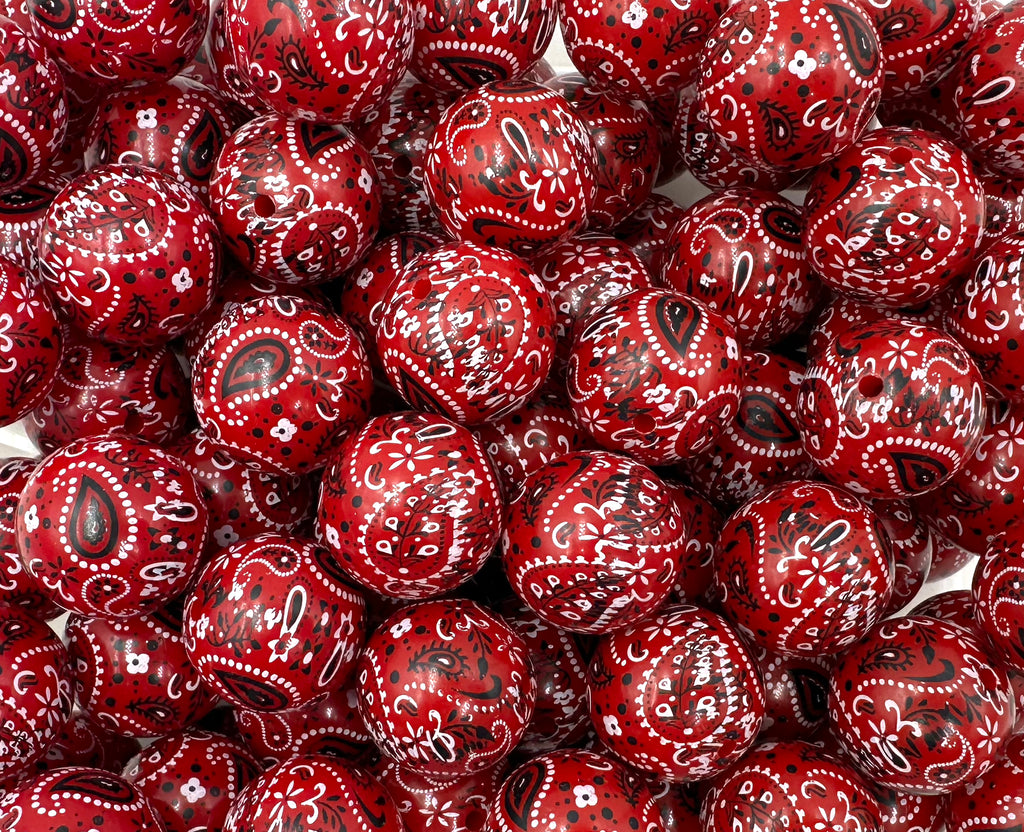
[0,767,164,831]
[558,0,726,99]
[16,434,209,618]
[123,729,261,832]
[357,599,535,780]
[661,189,819,348]
[973,524,1024,673]
[588,604,765,781]
[829,616,1014,794]
[680,351,816,508]
[66,607,216,739]
[945,733,1024,832]
[0,17,66,195]
[548,74,660,230]
[223,0,413,123]
[0,604,73,782]
[928,530,979,581]
[714,479,895,656]
[614,193,687,273]
[752,645,833,741]
[234,683,371,766]
[192,295,373,476]
[210,116,381,287]
[316,411,503,599]
[698,0,884,173]
[182,533,367,712]
[84,77,240,204]
[371,756,502,832]
[804,127,985,309]
[423,80,597,255]
[0,458,60,618]
[409,0,556,91]
[868,783,946,832]
[0,172,66,273]
[952,3,1024,180]
[32,714,141,774]
[0,255,62,428]
[26,339,191,455]
[567,288,743,466]
[376,242,556,425]
[701,741,884,831]
[663,480,721,605]
[911,588,980,634]
[173,429,313,550]
[488,749,662,832]
[529,233,652,374]
[38,163,222,347]
[799,318,987,498]
[870,498,935,614]
[501,450,686,634]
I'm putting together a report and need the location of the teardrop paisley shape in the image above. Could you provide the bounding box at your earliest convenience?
[222,338,291,398]
[70,476,118,560]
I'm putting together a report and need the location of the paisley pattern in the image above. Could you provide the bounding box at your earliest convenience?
[589,604,764,780]
[356,599,535,779]
[714,479,895,657]
[973,524,1024,673]
[183,533,367,712]
[501,450,686,634]
[945,733,1024,832]
[317,411,502,599]
[830,616,1015,794]
[15,434,208,618]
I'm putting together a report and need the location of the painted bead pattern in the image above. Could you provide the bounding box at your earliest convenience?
[192,295,373,476]
[799,318,987,498]
[501,450,686,634]
[714,479,894,656]
[944,733,1024,832]
[424,80,597,255]
[869,497,934,614]
[588,604,765,781]
[752,645,833,741]
[0,458,60,617]
[376,241,555,425]
[829,616,1015,794]
[15,434,209,618]
[0,172,66,273]
[183,533,367,712]
[972,524,1024,673]
[567,288,743,466]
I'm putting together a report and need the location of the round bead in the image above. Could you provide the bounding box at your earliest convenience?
[945,733,1024,832]
[973,524,1024,673]
[0,458,60,617]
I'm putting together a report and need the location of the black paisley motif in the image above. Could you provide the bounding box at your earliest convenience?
[826,3,881,77]
[503,760,546,829]
[29,0,77,31]
[762,205,803,245]
[70,476,118,560]
[180,110,224,181]
[654,296,701,356]
[757,100,798,152]
[436,55,509,88]
[0,124,29,189]
[889,451,949,493]
[737,393,801,445]
[49,771,137,803]
[212,668,289,710]
[222,338,291,397]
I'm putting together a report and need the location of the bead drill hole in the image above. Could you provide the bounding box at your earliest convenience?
[632,414,657,433]
[392,155,414,178]
[859,375,884,397]
[253,194,277,218]
[411,278,432,300]
[891,146,913,166]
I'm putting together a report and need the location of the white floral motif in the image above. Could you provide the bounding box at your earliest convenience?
[882,338,917,371]
[214,525,238,547]
[0,68,16,95]
[358,168,374,193]
[180,777,207,804]
[787,49,818,80]
[171,268,193,293]
[603,714,622,736]
[390,617,413,638]
[137,108,158,129]
[125,652,150,674]
[622,0,647,28]
[573,785,598,808]
[270,418,297,442]
[21,504,38,533]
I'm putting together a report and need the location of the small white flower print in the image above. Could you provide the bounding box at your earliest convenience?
[573,785,598,808]
[180,777,207,804]
[0,68,16,94]
[269,418,297,442]
[262,173,289,193]
[358,168,374,194]
[622,0,647,28]
[137,108,158,129]
[603,714,622,736]
[125,652,150,675]
[213,525,238,547]
[171,268,193,293]
[22,505,38,533]
[787,49,818,80]
[227,582,245,602]
[389,618,413,639]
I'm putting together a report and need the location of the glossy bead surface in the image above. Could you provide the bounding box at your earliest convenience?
[376,242,555,425]
[589,604,764,781]
[38,163,222,347]
[192,295,373,476]
[16,434,209,618]
[799,318,987,498]
[661,188,818,348]
[317,411,502,598]
[357,599,534,780]
[714,479,894,656]
[870,497,934,613]
[567,288,743,466]
[0,172,66,273]
[697,0,884,173]
[210,116,380,287]
[973,524,1024,673]
[502,449,686,634]
[0,458,59,617]
[803,127,985,309]
[829,616,1014,794]
[183,533,367,712]
[753,645,832,741]
[424,80,596,255]
[945,733,1024,832]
